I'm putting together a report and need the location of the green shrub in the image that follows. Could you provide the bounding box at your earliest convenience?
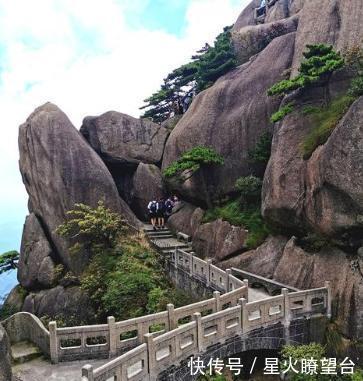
[235,175,262,206]
[248,132,272,165]
[163,146,224,178]
[56,201,128,254]
[268,44,344,97]
[301,95,354,159]
[348,76,363,97]
[270,102,294,123]
[202,200,269,249]
[0,250,19,274]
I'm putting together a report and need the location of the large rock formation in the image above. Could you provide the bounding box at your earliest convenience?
[131,163,165,220]
[193,219,248,261]
[80,111,169,210]
[19,103,140,275]
[263,93,363,247]
[18,213,56,290]
[0,324,12,381]
[162,32,296,205]
[222,236,363,339]
[22,286,95,324]
[81,111,169,165]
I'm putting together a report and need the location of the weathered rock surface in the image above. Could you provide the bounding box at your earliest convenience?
[222,236,362,338]
[19,103,140,275]
[0,324,12,381]
[167,202,204,237]
[232,15,298,64]
[162,32,296,204]
[193,219,248,261]
[131,163,165,220]
[263,96,363,247]
[291,0,363,75]
[3,286,25,315]
[22,286,95,324]
[80,111,169,165]
[18,213,56,290]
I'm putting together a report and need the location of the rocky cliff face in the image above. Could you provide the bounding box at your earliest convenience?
[0,324,12,381]
[10,0,363,339]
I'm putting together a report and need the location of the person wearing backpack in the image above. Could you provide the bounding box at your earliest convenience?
[164,197,175,221]
[147,200,158,230]
[156,198,166,229]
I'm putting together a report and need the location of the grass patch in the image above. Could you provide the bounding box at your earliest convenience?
[202,200,269,249]
[270,102,294,123]
[301,95,355,159]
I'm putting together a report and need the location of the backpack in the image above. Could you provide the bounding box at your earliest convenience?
[157,201,166,212]
[165,199,173,213]
[149,201,157,213]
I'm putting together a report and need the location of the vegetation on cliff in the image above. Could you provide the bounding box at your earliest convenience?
[268,44,344,100]
[140,26,237,123]
[164,146,224,208]
[0,250,19,274]
[56,202,191,322]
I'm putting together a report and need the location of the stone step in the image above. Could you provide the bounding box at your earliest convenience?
[146,230,173,236]
[147,234,174,240]
[11,341,42,364]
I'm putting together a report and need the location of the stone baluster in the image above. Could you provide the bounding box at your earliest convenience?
[82,364,94,381]
[243,279,249,301]
[324,281,332,319]
[206,259,213,287]
[108,316,117,357]
[144,333,156,378]
[167,303,177,330]
[281,288,291,344]
[49,321,58,364]
[214,290,221,312]
[193,312,203,352]
[239,298,248,333]
[226,269,232,292]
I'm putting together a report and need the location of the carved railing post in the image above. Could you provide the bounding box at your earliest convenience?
[243,279,249,301]
[82,364,94,381]
[167,303,177,330]
[49,321,58,364]
[173,248,178,269]
[282,288,291,344]
[239,298,247,333]
[189,252,193,274]
[214,290,221,312]
[226,269,232,291]
[144,333,155,378]
[108,316,117,357]
[206,259,212,287]
[324,281,332,319]
[193,312,203,352]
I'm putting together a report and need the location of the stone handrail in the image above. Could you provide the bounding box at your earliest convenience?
[2,312,50,356]
[231,268,300,294]
[81,250,332,381]
[50,249,248,363]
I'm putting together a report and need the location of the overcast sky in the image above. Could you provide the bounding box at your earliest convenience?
[0,0,249,253]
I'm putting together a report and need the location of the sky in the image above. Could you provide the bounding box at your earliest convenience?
[0,0,250,255]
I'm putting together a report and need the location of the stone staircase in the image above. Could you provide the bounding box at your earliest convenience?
[11,341,42,365]
[143,225,194,256]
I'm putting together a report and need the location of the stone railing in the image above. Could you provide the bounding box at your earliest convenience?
[81,251,331,381]
[2,312,50,356]
[49,249,248,363]
[231,268,300,295]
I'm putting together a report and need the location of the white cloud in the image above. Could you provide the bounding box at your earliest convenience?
[0,0,249,250]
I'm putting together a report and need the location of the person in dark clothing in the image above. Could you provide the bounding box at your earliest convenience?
[156,198,166,229]
[147,200,158,230]
[164,197,175,221]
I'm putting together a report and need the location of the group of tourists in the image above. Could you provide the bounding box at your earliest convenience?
[147,196,178,230]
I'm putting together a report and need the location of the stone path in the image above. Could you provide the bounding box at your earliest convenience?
[12,225,270,380]
[12,357,108,381]
[143,224,270,302]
